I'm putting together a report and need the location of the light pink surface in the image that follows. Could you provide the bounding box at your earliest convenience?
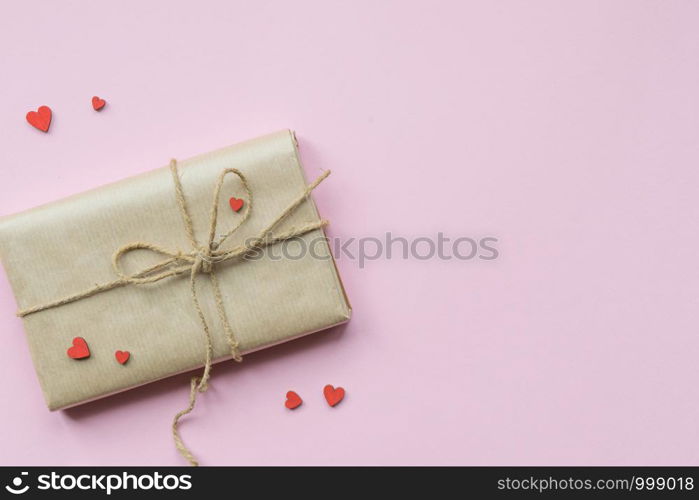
[1,1,698,465]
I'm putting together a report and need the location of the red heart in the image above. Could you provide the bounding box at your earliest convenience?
[26,105,52,132]
[323,384,345,407]
[285,390,302,409]
[115,350,130,364]
[92,96,106,111]
[229,197,244,212]
[67,337,90,359]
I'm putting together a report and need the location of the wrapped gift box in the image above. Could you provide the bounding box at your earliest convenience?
[0,130,351,410]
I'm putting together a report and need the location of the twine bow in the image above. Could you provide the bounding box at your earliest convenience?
[17,160,331,466]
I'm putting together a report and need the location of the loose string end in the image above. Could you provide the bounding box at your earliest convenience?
[307,169,331,192]
[172,376,204,467]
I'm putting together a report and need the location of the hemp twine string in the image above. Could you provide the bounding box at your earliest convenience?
[17,160,331,466]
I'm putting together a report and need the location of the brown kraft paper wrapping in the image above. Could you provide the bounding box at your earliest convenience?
[0,129,351,411]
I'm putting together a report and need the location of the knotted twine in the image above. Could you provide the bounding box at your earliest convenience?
[17,160,331,466]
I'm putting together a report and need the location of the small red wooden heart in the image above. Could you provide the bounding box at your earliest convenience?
[92,96,106,111]
[285,390,302,409]
[115,350,130,364]
[26,105,52,132]
[67,337,90,359]
[323,384,345,407]
[229,197,244,212]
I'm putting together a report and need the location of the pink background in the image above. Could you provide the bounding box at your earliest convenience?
[1,0,698,465]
